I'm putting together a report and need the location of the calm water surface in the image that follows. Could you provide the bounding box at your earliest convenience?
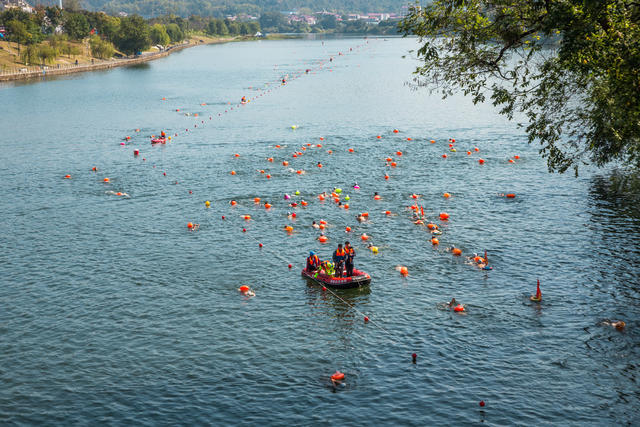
[1,36,638,425]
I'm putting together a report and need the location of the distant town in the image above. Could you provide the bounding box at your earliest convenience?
[1,0,402,25]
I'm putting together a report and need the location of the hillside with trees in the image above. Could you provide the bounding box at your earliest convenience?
[35,0,411,18]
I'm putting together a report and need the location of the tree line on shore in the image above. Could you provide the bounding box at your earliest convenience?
[0,6,261,65]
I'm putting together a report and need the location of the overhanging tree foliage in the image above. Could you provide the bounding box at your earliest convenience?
[400,0,640,174]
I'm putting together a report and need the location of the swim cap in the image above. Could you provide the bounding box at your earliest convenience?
[310,251,315,256]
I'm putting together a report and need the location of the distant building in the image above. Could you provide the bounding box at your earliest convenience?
[2,0,34,13]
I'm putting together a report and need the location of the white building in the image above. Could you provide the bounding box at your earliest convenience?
[2,0,34,13]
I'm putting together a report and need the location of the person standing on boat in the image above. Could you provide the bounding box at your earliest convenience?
[333,244,346,277]
[306,251,320,272]
[344,241,355,277]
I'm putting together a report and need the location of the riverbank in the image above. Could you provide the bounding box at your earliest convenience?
[0,35,250,83]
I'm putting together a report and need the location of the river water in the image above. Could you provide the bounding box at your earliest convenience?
[1,36,638,425]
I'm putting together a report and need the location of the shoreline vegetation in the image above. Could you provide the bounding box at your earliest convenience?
[0,4,400,83]
[0,34,282,82]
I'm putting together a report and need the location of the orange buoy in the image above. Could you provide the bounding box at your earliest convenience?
[361,233,369,241]
[400,266,408,276]
[266,174,272,179]
[431,238,439,245]
[331,371,345,381]
[346,226,352,232]
[282,161,289,166]
[115,192,122,196]
[467,151,472,155]
[478,158,485,165]
[64,174,71,179]
[319,223,326,230]
[386,157,393,162]
[231,171,237,175]
[318,235,328,242]
[443,193,451,198]
[348,148,354,153]
[260,170,265,174]
[474,147,480,152]
[406,137,412,141]
[509,159,515,163]
[384,174,389,180]
[449,143,454,148]
[239,285,250,293]
[244,215,251,220]
[301,200,308,206]
[344,204,349,209]
[439,212,449,220]
[317,163,323,168]
[264,203,272,209]
[292,154,297,158]
[285,225,294,232]
[362,212,369,217]
[430,140,435,144]
[396,151,403,156]
[230,200,237,206]
[393,129,399,133]
[318,194,325,201]
[506,193,516,198]
[427,223,436,230]
[514,155,520,159]
[319,137,325,141]
[92,167,97,171]
[412,194,418,199]
[454,304,465,312]
[319,220,327,225]
[385,210,391,215]
[187,222,193,229]
[390,162,397,167]
[452,248,462,256]
[442,154,448,158]
[103,178,110,182]
[328,150,333,154]
[234,154,240,157]
[377,135,382,139]
[317,144,323,148]
[333,197,340,203]
[275,145,281,148]
[374,195,381,200]
[268,157,274,162]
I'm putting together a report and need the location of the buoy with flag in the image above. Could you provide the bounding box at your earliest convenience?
[530,279,542,302]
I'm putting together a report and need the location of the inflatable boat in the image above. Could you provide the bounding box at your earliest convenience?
[301,268,371,289]
[151,137,167,144]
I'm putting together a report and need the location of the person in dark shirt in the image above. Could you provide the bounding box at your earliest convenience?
[344,241,355,277]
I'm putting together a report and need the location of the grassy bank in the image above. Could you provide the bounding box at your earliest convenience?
[0,35,243,80]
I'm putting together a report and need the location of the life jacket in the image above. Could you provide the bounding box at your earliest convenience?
[335,248,345,257]
[307,254,319,267]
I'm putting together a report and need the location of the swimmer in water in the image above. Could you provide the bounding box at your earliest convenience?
[357,214,366,222]
[600,320,626,331]
[353,182,360,189]
[240,287,255,297]
[287,212,294,220]
[448,298,457,308]
[312,221,320,229]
